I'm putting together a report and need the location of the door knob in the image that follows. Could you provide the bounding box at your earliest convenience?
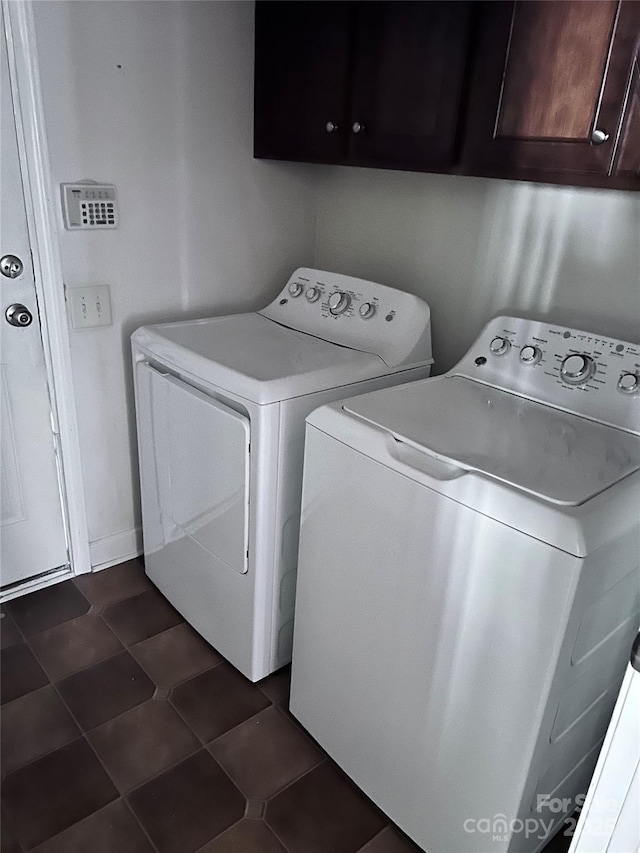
[325,121,339,133]
[5,304,33,327]
[590,129,610,145]
[351,121,365,134]
[0,254,24,278]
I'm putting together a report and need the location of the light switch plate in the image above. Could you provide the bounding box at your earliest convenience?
[69,285,113,329]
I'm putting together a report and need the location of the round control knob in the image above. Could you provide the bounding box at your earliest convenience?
[306,287,321,303]
[520,345,542,365]
[359,302,376,319]
[489,336,510,356]
[618,372,639,394]
[288,282,304,297]
[560,354,595,385]
[328,291,351,315]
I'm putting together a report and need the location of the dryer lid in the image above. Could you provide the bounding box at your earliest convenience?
[343,376,640,506]
[132,313,387,404]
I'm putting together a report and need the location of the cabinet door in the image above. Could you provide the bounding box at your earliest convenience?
[254,1,351,163]
[348,2,472,170]
[462,1,640,185]
[612,46,639,179]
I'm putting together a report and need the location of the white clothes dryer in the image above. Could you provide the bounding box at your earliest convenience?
[131,268,433,681]
[290,315,640,853]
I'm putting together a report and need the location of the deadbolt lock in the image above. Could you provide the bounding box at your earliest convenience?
[0,255,24,279]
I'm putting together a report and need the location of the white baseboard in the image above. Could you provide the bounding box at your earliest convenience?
[89,527,142,572]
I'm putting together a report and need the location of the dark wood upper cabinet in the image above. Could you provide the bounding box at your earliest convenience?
[347,2,472,169]
[462,1,640,188]
[254,0,639,190]
[254,1,473,171]
[253,2,351,163]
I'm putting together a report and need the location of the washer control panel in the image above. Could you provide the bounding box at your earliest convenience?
[454,316,640,434]
[259,268,433,369]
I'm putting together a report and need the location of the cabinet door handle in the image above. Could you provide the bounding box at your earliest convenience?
[351,121,365,134]
[325,121,339,133]
[591,129,610,145]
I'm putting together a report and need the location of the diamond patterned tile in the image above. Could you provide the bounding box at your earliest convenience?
[0,557,463,853]
[1,807,21,853]
[197,819,287,853]
[257,665,291,706]
[358,826,423,852]
[5,580,89,637]
[102,587,183,646]
[265,762,386,853]
[1,642,48,705]
[29,613,123,681]
[131,622,222,689]
[74,560,152,607]
[57,651,154,730]
[1,684,80,776]
[88,699,200,792]
[209,705,322,799]
[29,800,154,853]
[171,662,270,742]
[0,609,22,650]
[1,738,118,850]
[127,750,245,853]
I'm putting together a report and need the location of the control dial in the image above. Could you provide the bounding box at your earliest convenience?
[306,287,321,303]
[618,372,639,395]
[519,345,542,365]
[288,282,304,297]
[489,336,510,356]
[359,302,375,319]
[328,291,351,315]
[560,354,595,385]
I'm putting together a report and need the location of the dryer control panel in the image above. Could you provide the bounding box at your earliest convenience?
[259,268,433,370]
[454,316,640,435]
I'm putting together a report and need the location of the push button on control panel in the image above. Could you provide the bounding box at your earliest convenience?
[618,372,639,394]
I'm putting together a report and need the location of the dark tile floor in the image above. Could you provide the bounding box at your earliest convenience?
[1,559,574,853]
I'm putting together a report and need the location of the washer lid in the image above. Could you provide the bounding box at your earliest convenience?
[343,376,640,506]
[132,312,387,404]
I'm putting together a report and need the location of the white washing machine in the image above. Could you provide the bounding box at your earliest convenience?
[131,268,433,682]
[290,315,640,853]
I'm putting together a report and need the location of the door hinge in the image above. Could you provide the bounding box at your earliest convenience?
[49,409,60,436]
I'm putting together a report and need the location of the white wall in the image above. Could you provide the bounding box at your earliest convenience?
[33,1,319,568]
[32,1,640,570]
[314,168,640,372]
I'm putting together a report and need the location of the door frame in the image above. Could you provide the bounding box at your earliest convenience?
[2,0,90,592]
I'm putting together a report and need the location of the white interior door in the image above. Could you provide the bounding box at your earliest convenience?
[1,15,68,589]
